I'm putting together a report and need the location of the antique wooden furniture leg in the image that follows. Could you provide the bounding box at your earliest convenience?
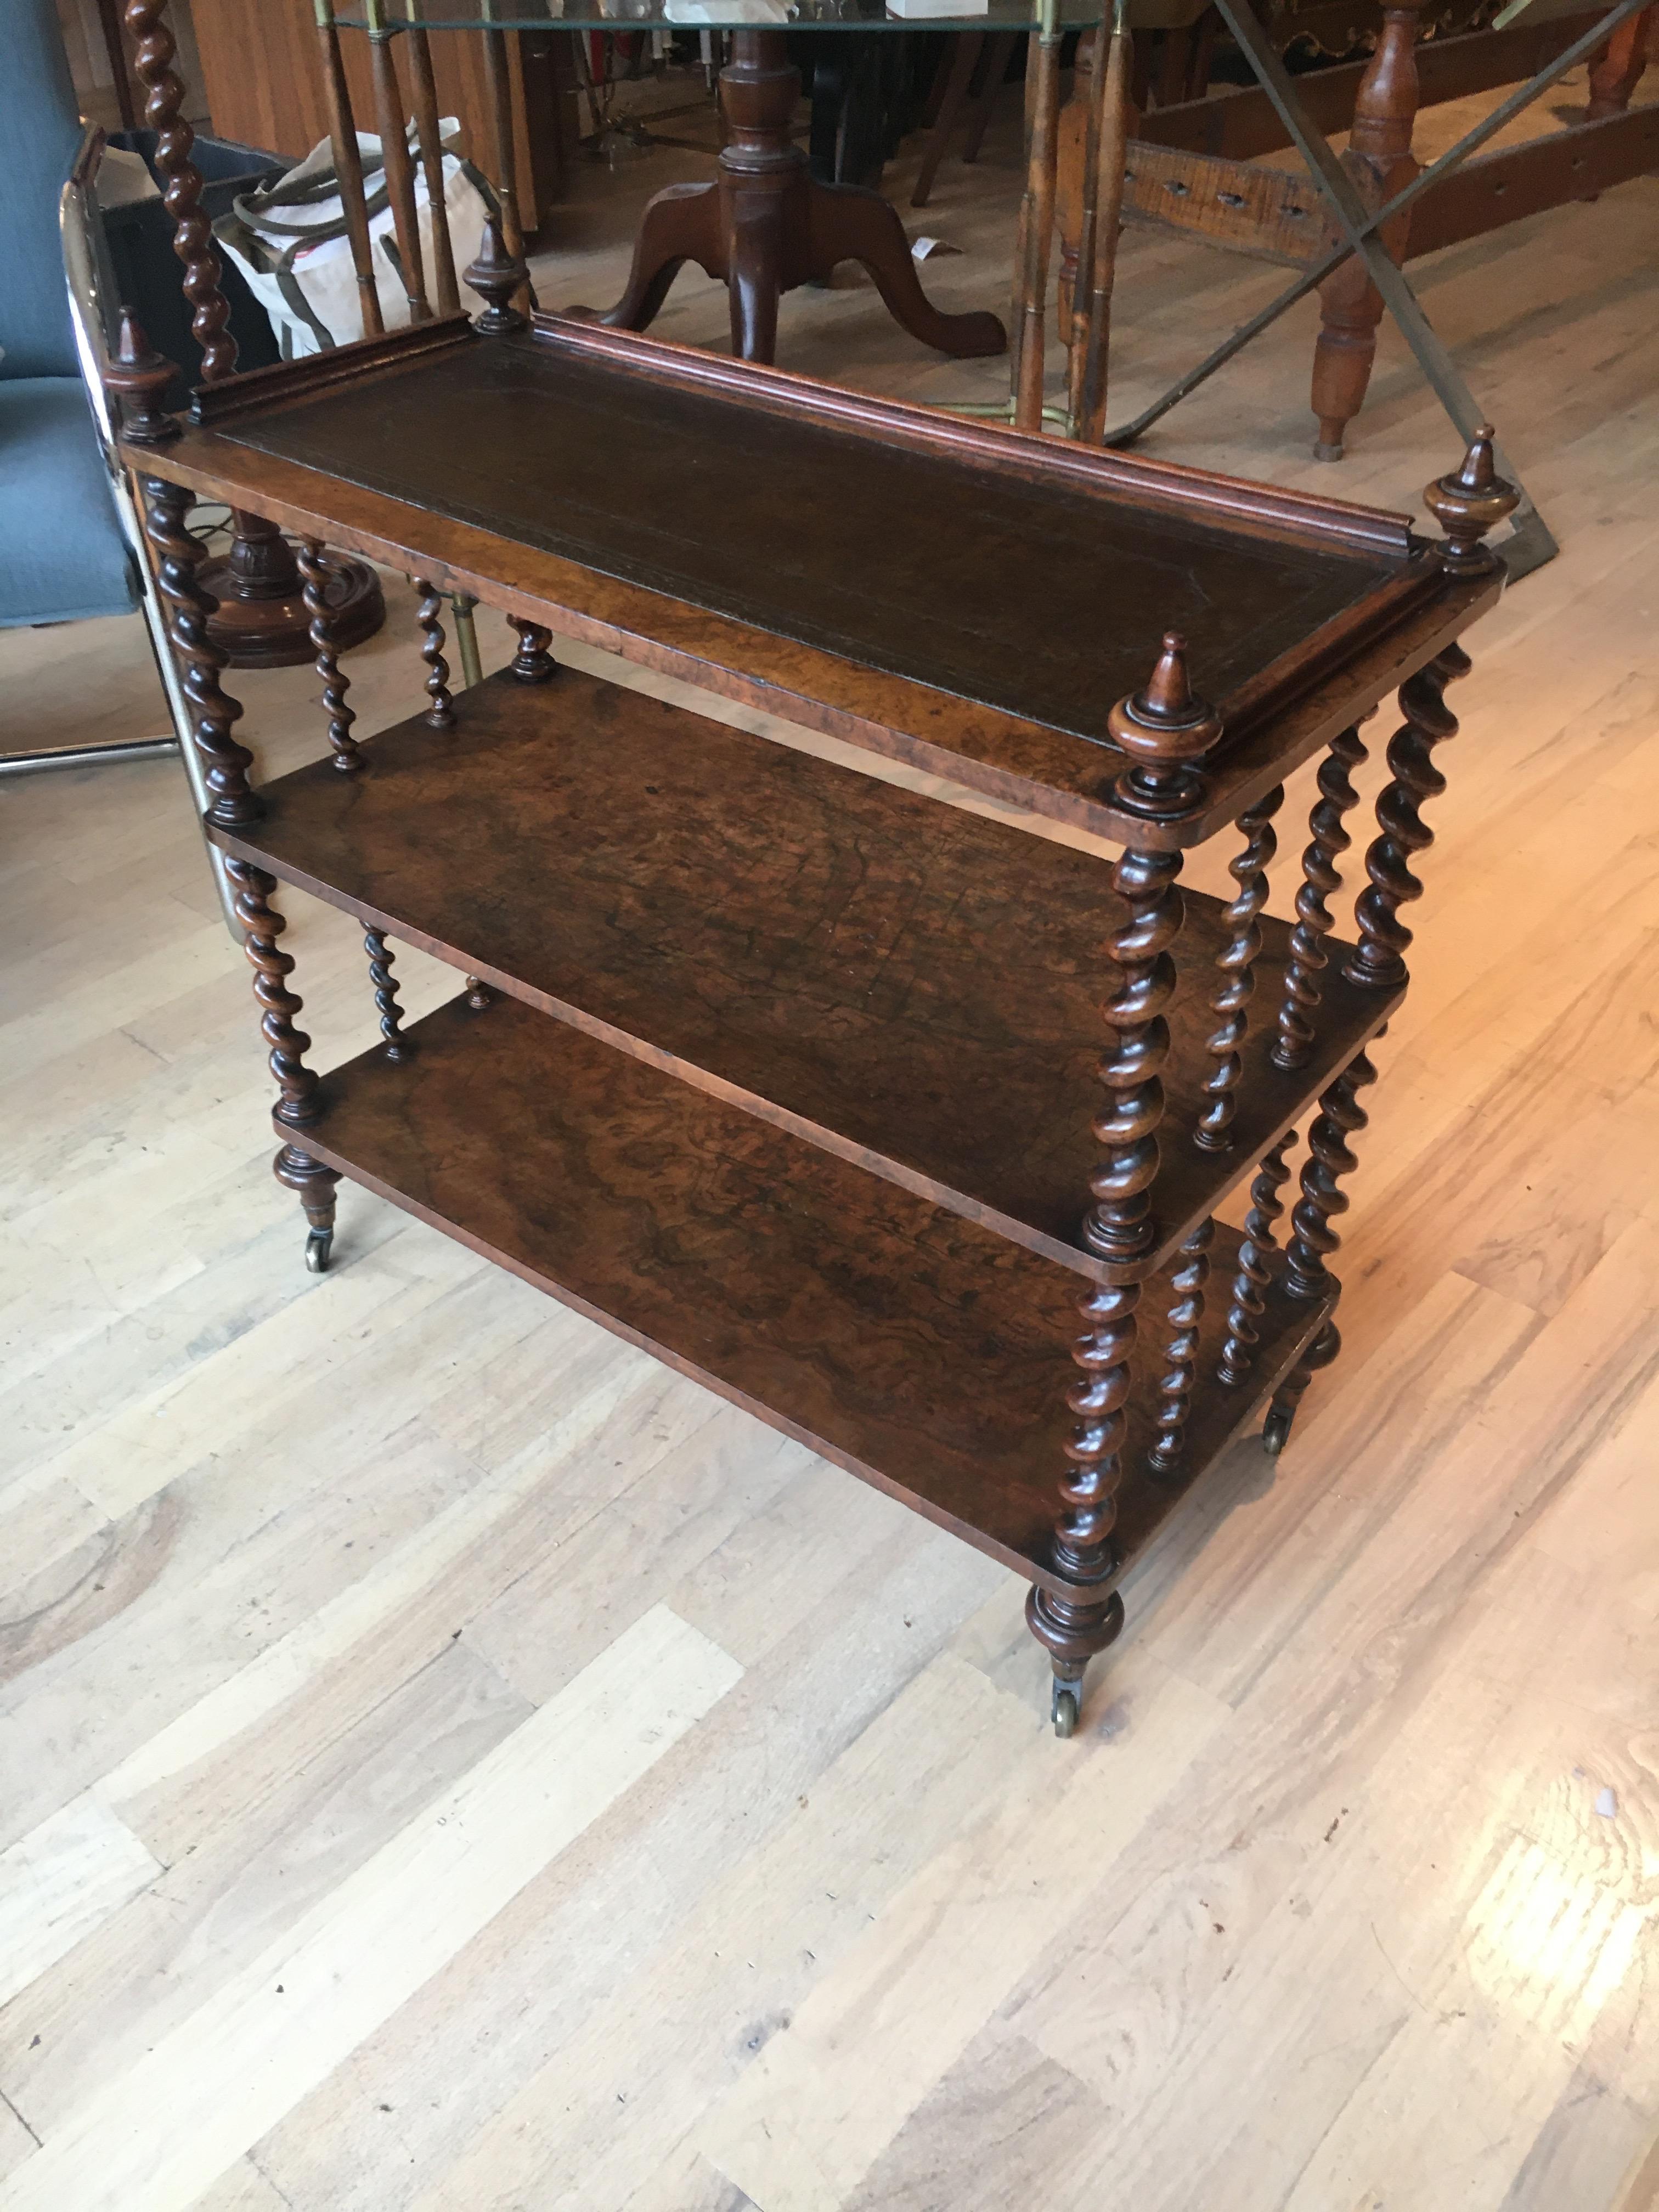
[315,1,383,338]
[1273,724,1368,1072]
[123,0,384,668]
[408,1,462,315]
[1310,0,1427,461]
[1076,7,1132,445]
[1587,2,1654,115]
[1148,1218,1213,1473]
[961,34,1019,165]
[1217,1138,1297,1388]
[912,33,984,208]
[296,539,364,773]
[582,32,1005,365]
[1196,786,1281,1152]
[364,929,415,1061]
[414,580,457,727]
[1013,4,1064,431]
[1027,634,1224,1734]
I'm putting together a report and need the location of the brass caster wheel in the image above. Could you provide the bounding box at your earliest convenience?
[1052,1683,1080,1739]
[304,1226,334,1274]
[1263,1407,1294,1457]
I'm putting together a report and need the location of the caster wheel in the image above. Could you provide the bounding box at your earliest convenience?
[304,1227,334,1274]
[1052,1685,1079,1739]
[1263,1407,1293,1457]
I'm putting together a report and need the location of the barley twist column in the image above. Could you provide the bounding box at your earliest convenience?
[1148,1218,1213,1472]
[1217,1137,1296,1384]
[298,540,363,774]
[1197,787,1282,1152]
[364,930,414,1061]
[1274,725,1367,1070]
[415,582,456,727]
[140,474,258,827]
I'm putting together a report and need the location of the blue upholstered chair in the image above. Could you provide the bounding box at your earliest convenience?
[0,0,140,636]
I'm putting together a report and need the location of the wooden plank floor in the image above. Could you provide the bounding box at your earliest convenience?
[3,57,1658,2211]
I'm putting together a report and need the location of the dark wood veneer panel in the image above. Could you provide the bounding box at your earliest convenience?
[208,332,1404,748]
[223,669,1401,1280]
[302,995,1331,1590]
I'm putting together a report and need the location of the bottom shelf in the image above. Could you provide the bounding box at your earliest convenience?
[297,996,1334,1595]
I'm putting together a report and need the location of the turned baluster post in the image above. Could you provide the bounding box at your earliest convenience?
[225,859,341,1271]
[509,619,559,682]
[1196,786,1281,1153]
[1148,1217,1212,1473]
[1216,1136,1296,1385]
[465,213,531,336]
[138,471,259,827]
[297,539,363,773]
[1274,725,1367,1071]
[414,580,456,726]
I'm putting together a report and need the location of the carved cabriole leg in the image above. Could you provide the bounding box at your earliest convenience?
[1148,1217,1212,1473]
[297,539,363,774]
[1342,645,1469,995]
[140,473,258,828]
[1196,786,1281,1153]
[509,619,559,684]
[415,580,456,728]
[1274,725,1367,1071]
[1217,1136,1295,1385]
[226,859,340,1271]
[364,929,414,1061]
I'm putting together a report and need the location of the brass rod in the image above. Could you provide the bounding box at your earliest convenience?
[313,0,383,337]
[407,0,460,313]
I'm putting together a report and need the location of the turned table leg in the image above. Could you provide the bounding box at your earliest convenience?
[1310,0,1425,461]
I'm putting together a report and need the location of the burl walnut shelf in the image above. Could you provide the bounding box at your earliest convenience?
[115,287,1516,1735]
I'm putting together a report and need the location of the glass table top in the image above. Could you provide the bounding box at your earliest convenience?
[326,0,1104,32]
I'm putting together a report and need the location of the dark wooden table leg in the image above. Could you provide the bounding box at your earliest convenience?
[912,32,983,208]
[580,31,1005,365]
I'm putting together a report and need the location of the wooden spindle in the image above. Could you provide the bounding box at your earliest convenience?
[139,473,258,827]
[407,0,461,315]
[1284,1050,1378,1304]
[1076,0,1131,444]
[125,0,235,379]
[297,539,363,773]
[1216,1136,1295,1384]
[414,579,455,726]
[1013,2,1062,435]
[1082,844,1183,1264]
[1274,725,1367,1071]
[364,928,414,1059]
[1195,786,1281,1152]
[1341,651,1465,994]
[480,0,532,315]
[365,0,431,324]
[509,619,558,683]
[1148,1217,1212,1472]
[314,0,384,338]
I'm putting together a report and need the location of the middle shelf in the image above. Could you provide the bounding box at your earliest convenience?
[217,666,1398,1282]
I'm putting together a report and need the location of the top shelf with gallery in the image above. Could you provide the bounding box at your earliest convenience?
[131,312,1500,850]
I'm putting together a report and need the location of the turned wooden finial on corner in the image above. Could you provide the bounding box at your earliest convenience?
[1107,631,1223,819]
[464,212,529,336]
[1423,425,1520,575]
[103,309,180,445]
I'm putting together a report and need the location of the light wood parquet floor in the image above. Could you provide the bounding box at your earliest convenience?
[2,54,1659,2212]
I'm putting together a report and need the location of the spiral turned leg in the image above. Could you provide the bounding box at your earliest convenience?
[364,929,414,1061]
[1274,725,1367,1071]
[1217,1136,1296,1386]
[298,538,362,774]
[1343,646,1469,994]
[1082,848,1184,1264]
[1148,1218,1212,1474]
[509,619,559,684]
[1284,1049,1378,1306]
[1196,788,1281,1152]
[227,857,342,1272]
[415,580,456,729]
[139,473,257,827]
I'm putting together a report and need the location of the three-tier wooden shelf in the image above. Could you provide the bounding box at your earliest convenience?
[111,273,1515,1734]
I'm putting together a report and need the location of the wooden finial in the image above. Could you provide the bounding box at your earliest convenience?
[1107,631,1223,818]
[103,309,180,445]
[464,212,529,336]
[1423,425,1520,574]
